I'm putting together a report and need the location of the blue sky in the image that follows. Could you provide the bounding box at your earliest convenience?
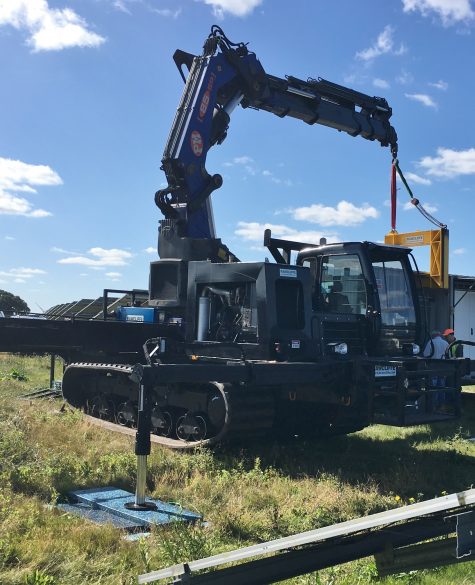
[1,0,475,311]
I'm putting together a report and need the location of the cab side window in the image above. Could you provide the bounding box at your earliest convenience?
[320,255,367,314]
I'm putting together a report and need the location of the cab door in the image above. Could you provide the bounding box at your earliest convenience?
[302,253,372,356]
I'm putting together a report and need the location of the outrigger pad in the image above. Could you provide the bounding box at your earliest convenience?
[61,487,202,529]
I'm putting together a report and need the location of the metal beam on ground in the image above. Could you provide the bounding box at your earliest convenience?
[138,489,475,584]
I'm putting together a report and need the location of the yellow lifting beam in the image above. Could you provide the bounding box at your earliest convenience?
[384,228,449,289]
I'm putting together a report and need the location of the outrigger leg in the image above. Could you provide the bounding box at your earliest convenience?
[125,365,157,512]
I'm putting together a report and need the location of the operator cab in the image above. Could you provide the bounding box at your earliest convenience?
[297,242,420,357]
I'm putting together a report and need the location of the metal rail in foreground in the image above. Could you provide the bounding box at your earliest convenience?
[138,489,475,584]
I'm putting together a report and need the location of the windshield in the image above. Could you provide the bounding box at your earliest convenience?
[372,259,416,327]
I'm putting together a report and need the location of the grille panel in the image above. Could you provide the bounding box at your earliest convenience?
[322,319,365,355]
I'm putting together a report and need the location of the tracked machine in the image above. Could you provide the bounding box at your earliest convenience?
[0,27,469,448]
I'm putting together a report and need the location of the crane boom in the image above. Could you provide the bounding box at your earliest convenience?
[155,26,398,262]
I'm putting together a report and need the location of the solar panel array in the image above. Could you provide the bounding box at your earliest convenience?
[45,290,149,320]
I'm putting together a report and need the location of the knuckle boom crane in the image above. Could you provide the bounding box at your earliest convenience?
[1,27,468,448]
[155,25,398,263]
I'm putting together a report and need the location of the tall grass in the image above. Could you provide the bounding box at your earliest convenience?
[0,354,473,584]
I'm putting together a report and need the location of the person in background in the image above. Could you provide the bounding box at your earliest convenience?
[423,330,449,359]
[443,328,463,357]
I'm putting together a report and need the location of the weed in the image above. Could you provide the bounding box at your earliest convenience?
[0,537,19,569]
[390,570,422,583]
[448,426,471,445]
[155,522,213,566]
[24,570,56,585]
[0,368,29,382]
[11,369,29,381]
[138,537,152,573]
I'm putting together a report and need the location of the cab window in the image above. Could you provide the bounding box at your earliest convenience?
[372,260,416,326]
[320,254,367,314]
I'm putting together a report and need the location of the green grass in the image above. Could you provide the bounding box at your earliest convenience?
[0,353,473,584]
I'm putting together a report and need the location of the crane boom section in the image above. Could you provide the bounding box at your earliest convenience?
[250,73,397,145]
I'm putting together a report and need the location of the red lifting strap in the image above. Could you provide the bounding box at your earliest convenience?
[391,161,397,231]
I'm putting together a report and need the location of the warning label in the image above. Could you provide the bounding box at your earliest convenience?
[279,268,297,278]
[405,235,424,244]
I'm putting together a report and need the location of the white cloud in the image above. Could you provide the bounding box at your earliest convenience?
[0,191,52,217]
[429,79,448,90]
[5,236,15,240]
[112,0,131,14]
[453,247,467,255]
[11,268,46,277]
[373,78,390,89]
[396,69,414,85]
[0,0,105,52]
[405,93,437,108]
[0,267,46,281]
[152,8,182,18]
[0,157,62,191]
[199,0,263,18]
[224,155,257,176]
[105,272,122,280]
[402,0,474,26]
[418,147,475,177]
[29,208,52,218]
[58,247,133,267]
[144,246,156,254]
[291,201,379,227]
[401,172,432,185]
[356,25,406,62]
[343,73,358,84]
[226,158,293,185]
[403,200,438,213]
[0,157,61,217]
[51,246,79,255]
[229,156,254,165]
[262,170,293,187]
[235,222,339,245]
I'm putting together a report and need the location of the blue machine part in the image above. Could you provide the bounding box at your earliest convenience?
[116,307,160,323]
[65,487,202,529]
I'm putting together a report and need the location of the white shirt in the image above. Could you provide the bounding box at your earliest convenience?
[423,335,449,359]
